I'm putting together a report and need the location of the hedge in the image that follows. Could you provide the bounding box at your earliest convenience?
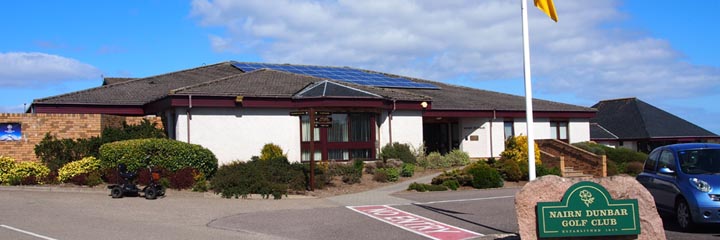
[99,138,218,178]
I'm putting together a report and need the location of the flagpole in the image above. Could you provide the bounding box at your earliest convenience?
[521,0,537,181]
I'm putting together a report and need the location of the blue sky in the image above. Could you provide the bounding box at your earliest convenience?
[1,0,718,135]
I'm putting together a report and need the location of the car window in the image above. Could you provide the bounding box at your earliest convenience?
[658,150,676,171]
[644,149,661,172]
[679,149,720,174]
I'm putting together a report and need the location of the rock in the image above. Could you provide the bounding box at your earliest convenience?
[515,175,665,240]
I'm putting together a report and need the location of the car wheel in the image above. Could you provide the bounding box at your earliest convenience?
[145,187,157,200]
[111,186,123,198]
[676,199,696,231]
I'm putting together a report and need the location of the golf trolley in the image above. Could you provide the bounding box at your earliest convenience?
[108,160,165,200]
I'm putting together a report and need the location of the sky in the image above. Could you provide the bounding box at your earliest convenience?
[1,0,718,135]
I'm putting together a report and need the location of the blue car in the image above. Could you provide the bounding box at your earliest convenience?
[637,143,720,231]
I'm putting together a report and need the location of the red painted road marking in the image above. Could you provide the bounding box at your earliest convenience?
[347,205,483,240]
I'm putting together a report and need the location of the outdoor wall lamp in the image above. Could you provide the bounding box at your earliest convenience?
[420,101,428,109]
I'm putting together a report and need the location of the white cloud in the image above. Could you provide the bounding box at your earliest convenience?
[0,52,101,87]
[190,0,720,102]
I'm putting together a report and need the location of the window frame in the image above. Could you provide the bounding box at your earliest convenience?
[550,121,569,142]
[300,112,376,162]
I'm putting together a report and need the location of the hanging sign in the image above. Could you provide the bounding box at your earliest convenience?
[536,181,640,238]
[0,123,22,141]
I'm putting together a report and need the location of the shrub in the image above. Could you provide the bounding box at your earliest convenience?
[572,141,607,155]
[68,172,103,186]
[57,157,101,183]
[497,158,523,182]
[374,168,400,182]
[260,143,284,161]
[192,172,209,192]
[210,157,305,199]
[408,182,448,192]
[446,149,471,166]
[431,169,473,186]
[606,147,648,165]
[34,120,165,172]
[352,159,365,173]
[386,159,404,168]
[606,160,619,176]
[442,179,460,190]
[364,161,377,174]
[380,142,416,164]
[0,156,16,184]
[500,135,541,165]
[3,161,51,185]
[425,151,449,169]
[400,163,415,177]
[99,138,218,178]
[624,161,644,176]
[465,161,503,189]
[537,164,562,177]
[166,167,197,190]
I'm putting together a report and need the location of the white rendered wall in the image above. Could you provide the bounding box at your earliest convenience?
[512,118,551,140]
[174,108,301,165]
[459,118,500,158]
[379,110,424,151]
[569,119,591,143]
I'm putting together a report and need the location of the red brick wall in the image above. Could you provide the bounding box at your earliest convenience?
[0,113,103,162]
[0,114,163,162]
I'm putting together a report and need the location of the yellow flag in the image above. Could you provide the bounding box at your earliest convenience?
[534,0,558,22]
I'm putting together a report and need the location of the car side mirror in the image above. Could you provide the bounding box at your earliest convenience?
[659,167,675,175]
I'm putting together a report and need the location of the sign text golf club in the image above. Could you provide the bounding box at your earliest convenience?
[536,181,640,238]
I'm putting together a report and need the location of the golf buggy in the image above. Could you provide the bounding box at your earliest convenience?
[107,160,165,200]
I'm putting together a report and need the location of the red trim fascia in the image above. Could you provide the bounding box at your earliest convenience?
[32,104,146,115]
[169,96,237,108]
[423,110,595,118]
[592,136,720,142]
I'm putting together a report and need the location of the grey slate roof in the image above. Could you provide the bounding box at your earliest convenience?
[590,98,718,139]
[171,69,429,101]
[102,77,136,86]
[590,123,618,140]
[399,77,594,112]
[34,62,243,105]
[32,61,595,114]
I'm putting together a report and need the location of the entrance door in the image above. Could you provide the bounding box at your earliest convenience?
[423,121,459,155]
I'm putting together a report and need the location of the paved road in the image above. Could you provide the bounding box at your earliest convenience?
[2,184,720,239]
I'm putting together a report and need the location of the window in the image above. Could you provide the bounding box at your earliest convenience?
[504,121,514,140]
[644,149,661,172]
[550,121,569,142]
[658,150,676,171]
[300,112,375,161]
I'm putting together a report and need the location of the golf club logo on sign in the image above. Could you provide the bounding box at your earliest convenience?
[536,181,640,238]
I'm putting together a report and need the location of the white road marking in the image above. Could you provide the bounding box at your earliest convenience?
[1,224,58,240]
[413,195,515,205]
[348,205,483,240]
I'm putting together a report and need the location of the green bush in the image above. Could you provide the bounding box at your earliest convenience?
[606,147,648,165]
[465,161,503,189]
[572,141,607,155]
[431,169,473,186]
[446,149,471,166]
[374,168,400,182]
[498,158,523,182]
[352,159,365,173]
[260,143,284,161]
[408,182,448,192]
[57,156,101,183]
[607,160,619,176]
[624,161,644,176]
[380,142,416,164]
[0,159,51,185]
[426,151,452,169]
[34,120,165,172]
[537,164,562,177]
[211,157,303,199]
[400,163,415,177]
[442,179,460,190]
[99,138,218,178]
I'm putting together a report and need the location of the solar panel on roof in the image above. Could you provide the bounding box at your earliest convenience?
[231,61,440,89]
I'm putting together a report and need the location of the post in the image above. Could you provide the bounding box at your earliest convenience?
[521,0,537,180]
[309,108,315,191]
